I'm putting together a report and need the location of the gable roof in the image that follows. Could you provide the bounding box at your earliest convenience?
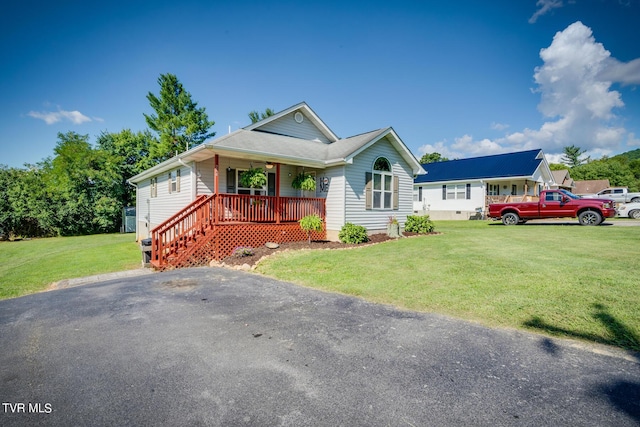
[129,103,424,183]
[551,170,576,189]
[574,179,610,195]
[244,102,339,143]
[414,149,545,183]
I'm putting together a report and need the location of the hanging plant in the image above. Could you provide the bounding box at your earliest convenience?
[239,168,267,188]
[292,172,316,192]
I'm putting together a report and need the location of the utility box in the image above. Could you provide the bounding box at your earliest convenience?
[141,238,152,267]
[122,207,136,233]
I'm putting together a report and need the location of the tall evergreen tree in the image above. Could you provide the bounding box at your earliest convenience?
[144,73,215,163]
[248,108,275,124]
[561,145,589,167]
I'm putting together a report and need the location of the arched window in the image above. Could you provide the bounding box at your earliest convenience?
[372,157,393,209]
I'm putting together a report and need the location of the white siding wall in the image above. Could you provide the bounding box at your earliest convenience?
[257,112,331,143]
[136,180,151,241]
[415,181,485,214]
[321,166,346,236]
[343,137,414,233]
[147,164,193,230]
[196,158,215,195]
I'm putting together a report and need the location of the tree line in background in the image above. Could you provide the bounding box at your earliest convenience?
[420,145,640,192]
[3,70,639,239]
[1,71,278,238]
[0,73,217,238]
[550,145,640,191]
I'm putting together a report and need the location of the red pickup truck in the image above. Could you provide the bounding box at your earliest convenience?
[488,189,616,226]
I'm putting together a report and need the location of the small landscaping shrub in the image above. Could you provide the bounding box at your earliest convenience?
[404,215,435,234]
[338,223,369,244]
[234,246,255,257]
[299,214,323,244]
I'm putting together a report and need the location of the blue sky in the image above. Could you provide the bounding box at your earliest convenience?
[2,0,639,168]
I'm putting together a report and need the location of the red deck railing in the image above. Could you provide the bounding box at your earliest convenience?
[150,194,325,268]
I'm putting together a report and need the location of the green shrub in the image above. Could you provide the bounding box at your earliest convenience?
[405,215,435,234]
[234,246,254,257]
[299,214,323,243]
[239,168,267,188]
[338,223,369,244]
[292,172,316,191]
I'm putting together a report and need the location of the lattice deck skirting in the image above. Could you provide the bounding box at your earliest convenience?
[160,222,326,270]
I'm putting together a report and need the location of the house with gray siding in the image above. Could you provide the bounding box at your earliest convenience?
[128,102,424,268]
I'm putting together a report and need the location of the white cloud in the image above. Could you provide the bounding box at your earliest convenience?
[598,57,640,85]
[529,0,564,24]
[627,132,640,147]
[491,122,509,131]
[28,108,92,125]
[430,21,638,162]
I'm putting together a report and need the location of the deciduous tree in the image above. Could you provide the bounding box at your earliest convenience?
[419,152,449,164]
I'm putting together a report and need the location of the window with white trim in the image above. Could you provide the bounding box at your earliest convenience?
[442,184,470,200]
[372,157,392,209]
[237,169,265,196]
[487,184,500,196]
[168,169,180,193]
[413,186,423,202]
[150,177,157,198]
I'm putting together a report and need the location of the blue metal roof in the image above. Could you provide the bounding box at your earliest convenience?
[414,149,543,183]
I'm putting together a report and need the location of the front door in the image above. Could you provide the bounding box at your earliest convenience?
[267,172,276,196]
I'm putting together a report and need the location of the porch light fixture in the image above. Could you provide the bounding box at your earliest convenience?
[265,162,274,169]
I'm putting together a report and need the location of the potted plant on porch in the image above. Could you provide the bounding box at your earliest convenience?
[239,167,267,189]
[291,171,316,192]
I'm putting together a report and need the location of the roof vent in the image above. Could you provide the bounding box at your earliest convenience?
[294,112,304,123]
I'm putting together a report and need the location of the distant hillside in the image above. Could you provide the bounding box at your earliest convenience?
[612,148,640,161]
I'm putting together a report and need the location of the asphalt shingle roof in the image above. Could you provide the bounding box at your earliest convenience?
[208,128,389,164]
[415,149,543,183]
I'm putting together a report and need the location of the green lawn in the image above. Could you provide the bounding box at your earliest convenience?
[256,221,640,352]
[2,223,639,352]
[0,233,140,299]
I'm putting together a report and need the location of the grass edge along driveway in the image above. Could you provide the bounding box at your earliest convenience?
[0,233,140,299]
[256,221,640,352]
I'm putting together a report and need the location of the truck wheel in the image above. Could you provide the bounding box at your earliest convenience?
[578,210,602,226]
[502,212,520,226]
[631,197,640,203]
[629,209,640,219]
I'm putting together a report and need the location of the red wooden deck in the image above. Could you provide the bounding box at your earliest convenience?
[149,194,325,269]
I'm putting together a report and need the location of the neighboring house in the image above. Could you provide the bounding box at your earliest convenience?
[574,179,610,196]
[550,169,576,191]
[413,149,555,220]
[128,102,424,269]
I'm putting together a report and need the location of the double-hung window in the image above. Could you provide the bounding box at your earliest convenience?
[150,177,157,198]
[442,183,471,200]
[168,169,180,193]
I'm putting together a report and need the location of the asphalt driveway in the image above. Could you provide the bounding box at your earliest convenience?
[1,267,639,426]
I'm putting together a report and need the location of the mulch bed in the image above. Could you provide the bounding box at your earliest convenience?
[217,232,430,269]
